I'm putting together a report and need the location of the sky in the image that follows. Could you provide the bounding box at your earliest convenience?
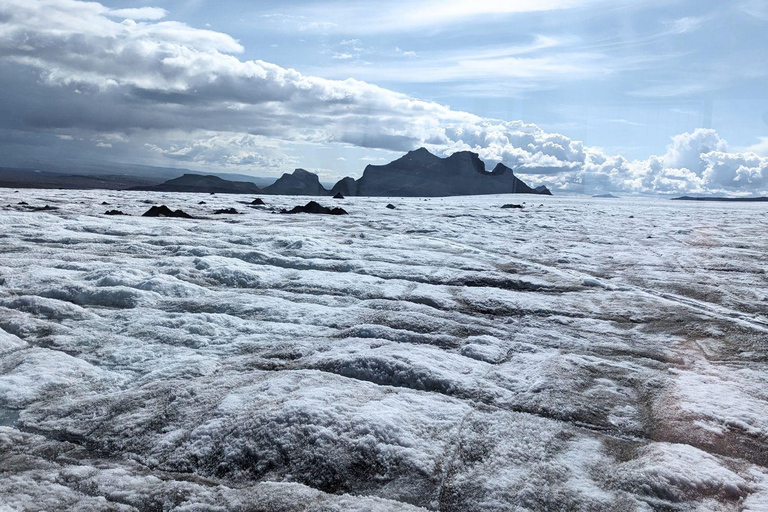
[0,0,767,195]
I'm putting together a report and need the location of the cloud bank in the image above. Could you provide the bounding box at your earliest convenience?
[0,0,766,195]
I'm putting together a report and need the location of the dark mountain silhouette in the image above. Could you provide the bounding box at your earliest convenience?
[262,169,330,196]
[130,174,261,194]
[330,148,551,197]
[330,177,358,197]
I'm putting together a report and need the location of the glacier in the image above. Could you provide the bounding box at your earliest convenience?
[0,189,767,510]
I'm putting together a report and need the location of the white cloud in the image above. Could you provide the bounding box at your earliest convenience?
[740,0,768,21]
[107,7,168,21]
[305,36,667,88]
[554,129,768,195]
[741,137,768,157]
[144,132,291,169]
[701,151,768,189]
[667,16,706,35]
[662,129,729,172]
[607,119,645,127]
[395,47,417,57]
[0,0,765,196]
[628,83,712,98]
[262,0,615,34]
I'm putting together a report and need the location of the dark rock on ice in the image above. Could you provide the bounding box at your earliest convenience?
[213,208,239,215]
[501,204,524,209]
[386,204,396,209]
[281,201,348,215]
[250,198,265,205]
[333,192,345,199]
[104,210,128,216]
[142,205,193,218]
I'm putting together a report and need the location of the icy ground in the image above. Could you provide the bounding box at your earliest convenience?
[0,189,767,511]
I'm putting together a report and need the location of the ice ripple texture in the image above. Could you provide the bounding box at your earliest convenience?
[1,190,767,511]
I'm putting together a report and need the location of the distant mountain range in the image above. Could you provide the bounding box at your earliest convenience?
[1,148,551,197]
[672,196,768,202]
[134,148,551,197]
[130,174,261,194]
[0,161,277,190]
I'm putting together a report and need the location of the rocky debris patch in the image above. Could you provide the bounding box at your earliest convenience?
[104,210,128,216]
[213,208,239,215]
[141,205,193,219]
[281,201,348,215]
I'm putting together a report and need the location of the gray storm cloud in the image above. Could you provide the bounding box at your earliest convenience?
[0,0,766,195]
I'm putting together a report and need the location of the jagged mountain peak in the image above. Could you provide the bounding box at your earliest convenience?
[291,168,317,178]
[400,147,442,163]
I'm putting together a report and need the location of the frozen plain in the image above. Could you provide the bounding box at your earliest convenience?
[0,189,767,511]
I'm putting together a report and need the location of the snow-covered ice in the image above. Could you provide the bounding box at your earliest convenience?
[0,190,767,510]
